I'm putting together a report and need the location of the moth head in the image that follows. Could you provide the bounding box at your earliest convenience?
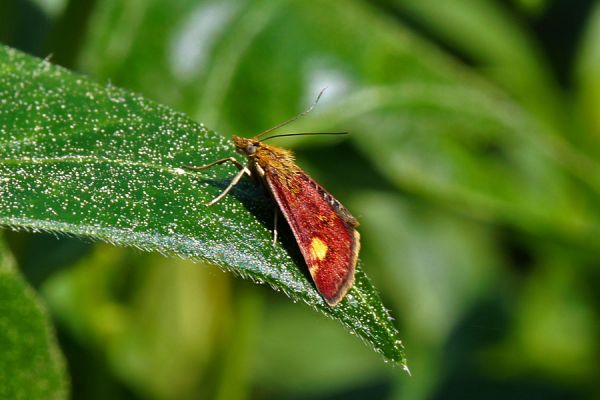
[233,136,260,156]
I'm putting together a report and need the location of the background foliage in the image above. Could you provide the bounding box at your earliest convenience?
[2,0,600,399]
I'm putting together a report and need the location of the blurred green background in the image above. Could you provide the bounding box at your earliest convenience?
[3,0,600,398]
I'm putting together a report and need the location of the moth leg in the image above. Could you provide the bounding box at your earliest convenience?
[272,208,278,246]
[206,166,252,206]
[184,157,245,171]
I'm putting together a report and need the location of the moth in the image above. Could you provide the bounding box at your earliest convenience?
[185,91,359,306]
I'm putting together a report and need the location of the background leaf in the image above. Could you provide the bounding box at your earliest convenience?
[0,235,68,400]
[384,0,566,133]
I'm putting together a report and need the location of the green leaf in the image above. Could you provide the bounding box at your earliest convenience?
[575,1,600,143]
[0,45,406,367]
[0,236,68,400]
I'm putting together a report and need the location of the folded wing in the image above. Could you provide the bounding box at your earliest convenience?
[265,169,360,306]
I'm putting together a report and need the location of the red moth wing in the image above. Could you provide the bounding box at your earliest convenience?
[265,169,360,306]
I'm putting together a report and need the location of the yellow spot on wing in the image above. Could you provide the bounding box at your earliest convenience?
[310,237,328,261]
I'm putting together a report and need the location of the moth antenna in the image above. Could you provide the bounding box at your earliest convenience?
[254,87,327,139]
[262,131,348,141]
